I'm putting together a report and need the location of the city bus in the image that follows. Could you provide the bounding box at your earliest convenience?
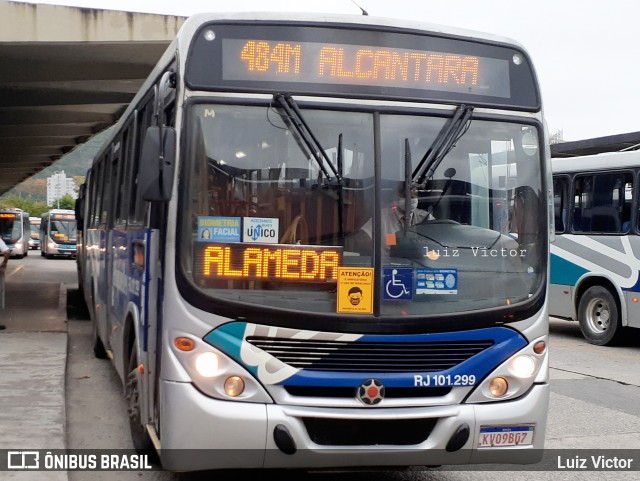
[77,13,551,471]
[551,151,640,345]
[29,216,41,250]
[40,209,77,258]
[0,208,30,258]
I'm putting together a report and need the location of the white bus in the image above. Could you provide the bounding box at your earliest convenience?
[551,151,640,345]
[77,13,551,471]
[0,208,30,258]
[39,209,77,258]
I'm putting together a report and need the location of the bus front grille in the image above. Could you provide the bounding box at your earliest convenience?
[246,337,493,372]
[284,385,451,398]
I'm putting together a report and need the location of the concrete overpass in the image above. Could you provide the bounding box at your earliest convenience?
[0,1,186,195]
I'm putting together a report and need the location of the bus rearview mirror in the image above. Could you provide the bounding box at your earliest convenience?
[140,126,176,202]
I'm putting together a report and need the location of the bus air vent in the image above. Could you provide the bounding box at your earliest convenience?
[246,337,493,372]
[302,417,437,446]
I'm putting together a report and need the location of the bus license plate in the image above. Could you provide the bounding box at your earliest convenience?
[478,426,534,447]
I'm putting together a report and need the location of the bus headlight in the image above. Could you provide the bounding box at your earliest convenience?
[466,335,548,403]
[195,352,220,377]
[49,241,58,249]
[171,334,272,403]
[510,355,536,378]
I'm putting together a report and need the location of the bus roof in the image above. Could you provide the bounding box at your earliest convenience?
[0,207,28,215]
[179,12,529,51]
[551,150,640,174]
[44,209,75,216]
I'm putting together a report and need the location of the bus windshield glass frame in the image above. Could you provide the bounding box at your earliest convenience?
[178,100,546,325]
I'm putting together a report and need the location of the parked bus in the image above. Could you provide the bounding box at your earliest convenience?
[551,151,640,345]
[29,216,41,250]
[40,209,77,258]
[77,13,551,471]
[0,208,30,258]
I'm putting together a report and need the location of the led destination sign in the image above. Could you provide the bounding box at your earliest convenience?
[186,24,539,109]
[222,39,510,98]
[51,214,75,220]
[194,243,342,283]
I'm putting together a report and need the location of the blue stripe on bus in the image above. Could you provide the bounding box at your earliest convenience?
[550,253,589,286]
[204,323,527,387]
[282,327,526,387]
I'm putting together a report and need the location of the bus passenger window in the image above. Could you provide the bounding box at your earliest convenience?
[553,177,568,233]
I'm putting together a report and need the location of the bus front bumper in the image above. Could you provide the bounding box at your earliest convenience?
[159,380,549,472]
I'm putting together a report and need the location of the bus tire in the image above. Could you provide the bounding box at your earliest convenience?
[577,286,622,346]
[126,345,154,454]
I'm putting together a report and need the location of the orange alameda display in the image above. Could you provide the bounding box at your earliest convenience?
[197,243,342,282]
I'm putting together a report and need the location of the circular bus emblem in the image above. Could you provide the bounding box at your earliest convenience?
[357,379,385,405]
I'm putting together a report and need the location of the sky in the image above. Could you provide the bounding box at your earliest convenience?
[18,0,640,142]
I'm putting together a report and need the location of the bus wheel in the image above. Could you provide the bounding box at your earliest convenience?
[125,346,154,454]
[578,286,622,346]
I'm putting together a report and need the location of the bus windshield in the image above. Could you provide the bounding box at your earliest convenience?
[49,219,77,244]
[181,102,545,318]
[0,215,21,243]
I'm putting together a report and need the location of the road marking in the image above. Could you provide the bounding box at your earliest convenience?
[6,264,24,280]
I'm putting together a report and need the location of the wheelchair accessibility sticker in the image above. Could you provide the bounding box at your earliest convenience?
[383,267,413,300]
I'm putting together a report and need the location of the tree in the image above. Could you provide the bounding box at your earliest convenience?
[73,176,86,192]
[57,194,77,210]
[0,195,49,216]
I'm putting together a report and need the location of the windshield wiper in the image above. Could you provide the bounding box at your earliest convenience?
[412,104,473,186]
[273,94,342,184]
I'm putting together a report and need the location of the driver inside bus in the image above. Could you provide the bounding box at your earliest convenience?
[346,185,434,255]
[381,185,434,235]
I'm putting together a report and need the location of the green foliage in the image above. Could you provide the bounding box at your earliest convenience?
[57,194,77,210]
[0,196,50,217]
[0,194,76,214]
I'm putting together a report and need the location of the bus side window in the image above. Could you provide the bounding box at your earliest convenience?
[129,95,155,225]
[553,176,568,233]
[572,175,590,232]
[622,176,633,233]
